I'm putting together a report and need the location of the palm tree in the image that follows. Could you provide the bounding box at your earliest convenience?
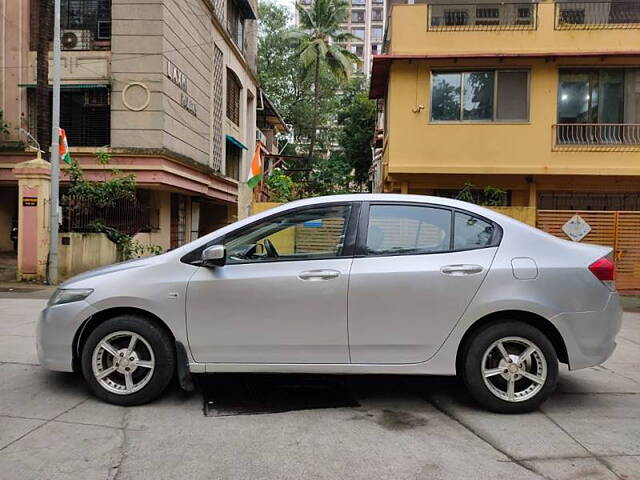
[287,0,360,159]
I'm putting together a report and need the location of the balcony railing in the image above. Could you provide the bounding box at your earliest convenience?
[554,124,640,151]
[556,1,640,30]
[427,3,538,31]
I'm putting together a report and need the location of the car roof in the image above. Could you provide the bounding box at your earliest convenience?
[284,193,497,216]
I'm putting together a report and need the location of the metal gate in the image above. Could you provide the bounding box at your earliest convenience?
[537,210,640,291]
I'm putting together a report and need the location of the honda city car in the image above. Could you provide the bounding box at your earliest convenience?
[37,194,622,413]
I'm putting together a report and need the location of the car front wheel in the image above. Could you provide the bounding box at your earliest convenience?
[81,315,175,406]
[462,321,559,413]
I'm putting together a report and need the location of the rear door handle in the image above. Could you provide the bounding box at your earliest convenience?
[440,264,484,276]
[298,269,340,281]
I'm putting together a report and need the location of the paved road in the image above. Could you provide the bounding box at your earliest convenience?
[0,297,638,480]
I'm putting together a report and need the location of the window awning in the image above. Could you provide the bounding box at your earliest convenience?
[225,134,248,150]
[18,83,109,89]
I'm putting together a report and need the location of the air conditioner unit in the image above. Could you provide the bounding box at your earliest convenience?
[61,30,94,50]
[256,128,267,145]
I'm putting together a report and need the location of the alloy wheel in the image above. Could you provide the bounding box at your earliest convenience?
[481,336,547,403]
[91,330,156,395]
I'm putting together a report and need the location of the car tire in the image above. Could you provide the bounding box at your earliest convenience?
[81,315,175,406]
[461,320,558,414]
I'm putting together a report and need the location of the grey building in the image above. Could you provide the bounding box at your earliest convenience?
[1,0,266,264]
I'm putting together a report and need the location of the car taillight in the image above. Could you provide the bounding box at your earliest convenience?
[588,254,616,291]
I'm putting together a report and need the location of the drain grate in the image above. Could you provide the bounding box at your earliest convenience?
[202,374,360,417]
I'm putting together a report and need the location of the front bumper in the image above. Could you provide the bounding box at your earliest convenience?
[36,301,97,372]
[552,292,623,370]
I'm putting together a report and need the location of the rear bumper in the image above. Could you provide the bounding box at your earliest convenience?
[552,292,623,370]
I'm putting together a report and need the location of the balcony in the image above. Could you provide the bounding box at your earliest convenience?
[553,124,640,151]
[428,3,537,31]
[555,1,640,30]
[387,2,640,57]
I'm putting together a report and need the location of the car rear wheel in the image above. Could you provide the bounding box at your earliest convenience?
[462,321,558,413]
[81,315,175,406]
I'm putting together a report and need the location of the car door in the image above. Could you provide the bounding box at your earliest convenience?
[186,202,359,364]
[348,203,499,364]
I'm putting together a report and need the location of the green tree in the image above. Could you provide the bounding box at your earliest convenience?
[456,182,508,207]
[257,1,299,119]
[265,168,294,202]
[337,79,376,187]
[66,152,162,259]
[307,152,353,196]
[286,0,359,158]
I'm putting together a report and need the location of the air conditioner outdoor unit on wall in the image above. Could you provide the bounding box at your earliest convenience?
[256,128,267,145]
[61,30,94,50]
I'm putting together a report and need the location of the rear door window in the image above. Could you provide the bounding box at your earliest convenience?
[365,205,452,256]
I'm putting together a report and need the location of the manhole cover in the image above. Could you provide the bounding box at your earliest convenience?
[202,374,360,417]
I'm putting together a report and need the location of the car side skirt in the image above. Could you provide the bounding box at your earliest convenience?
[188,362,457,376]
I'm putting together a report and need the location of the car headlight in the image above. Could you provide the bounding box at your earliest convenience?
[48,288,94,306]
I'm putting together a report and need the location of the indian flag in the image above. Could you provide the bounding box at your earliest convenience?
[246,142,262,189]
[59,128,71,165]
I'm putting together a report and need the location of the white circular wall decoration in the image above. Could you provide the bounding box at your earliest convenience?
[122,82,151,111]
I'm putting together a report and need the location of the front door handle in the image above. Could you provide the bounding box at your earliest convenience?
[440,264,484,276]
[298,269,340,281]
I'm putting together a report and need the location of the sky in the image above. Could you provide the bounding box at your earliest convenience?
[266,0,296,16]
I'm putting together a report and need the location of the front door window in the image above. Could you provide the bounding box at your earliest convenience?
[224,205,352,264]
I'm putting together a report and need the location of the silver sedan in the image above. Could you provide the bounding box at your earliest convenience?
[37,194,622,413]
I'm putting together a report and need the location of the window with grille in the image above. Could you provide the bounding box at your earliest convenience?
[444,10,469,26]
[211,46,224,172]
[227,0,245,51]
[29,87,110,146]
[516,6,533,25]
[351,10,365,23]
[211,0,225,24]
[226,69,242,125]
[170,194,187,248]
[476,7,500,25]
[225,142,242,180]
[62,88,110,146]
[559,9,585,25]
[30,0,111,49]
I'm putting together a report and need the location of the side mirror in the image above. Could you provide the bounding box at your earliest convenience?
[201,245,226,267]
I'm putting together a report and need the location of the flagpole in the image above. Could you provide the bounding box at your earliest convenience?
[48,0,61,285]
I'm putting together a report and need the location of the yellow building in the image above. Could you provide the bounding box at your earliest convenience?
[370,0,640,290]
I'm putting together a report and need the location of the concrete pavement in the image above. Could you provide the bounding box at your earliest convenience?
[0,296,639,480]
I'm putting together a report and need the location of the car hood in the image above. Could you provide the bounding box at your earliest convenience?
[61,255,160,286]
